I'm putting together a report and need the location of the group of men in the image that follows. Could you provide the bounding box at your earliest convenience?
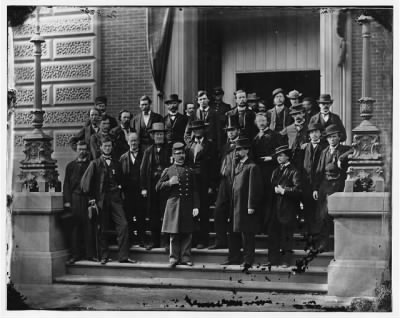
[63,86,351,269]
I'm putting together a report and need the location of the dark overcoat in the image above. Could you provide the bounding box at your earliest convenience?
[194,107,221,147]
[164,112,188,145]
[303,141,328,186]
[309,112,347,142]
[231,158,262,233]
[281,123,309,170]
[119,149,144,192]
[110,126,135,161]
[267,106,293,133]
[270,163,302,225]
[225,107,257,140]
[157,164,199,233]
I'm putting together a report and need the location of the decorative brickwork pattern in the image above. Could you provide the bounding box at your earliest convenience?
[15,109,89,126]
[14,135,25,147]
[54,38,93,58]
[55,132,76,147]
[54,85,93,104]
[14,42,49,60]
[16,86,50,106]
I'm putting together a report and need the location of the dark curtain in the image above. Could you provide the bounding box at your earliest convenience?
[146,8,175,102]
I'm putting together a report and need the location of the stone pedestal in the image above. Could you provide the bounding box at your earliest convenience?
[11,192,68,284]
[327,192,390,297]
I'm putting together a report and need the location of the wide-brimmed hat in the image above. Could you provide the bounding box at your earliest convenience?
[286,90,302,99]
[172,142,185,152]
[224,115,240,131]
[213,86,224,95]
[324,124,341,137]
[272,88,285,97]
[165,94,182,104]
[274,145,292,157]
[247,93,260,102]
[235,137,251,149]
[307,122,323,133]
[95,96,107,104]
[188,120,208,131]
[149,122,167,132]
[317,94,334,104]
[289,103,305,115]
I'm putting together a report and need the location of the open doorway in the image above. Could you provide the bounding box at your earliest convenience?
[236,71,320,108]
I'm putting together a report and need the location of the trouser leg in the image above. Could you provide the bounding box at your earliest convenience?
[109,191,130,261]
[213,188,229,247]
[267,214,281,265]
[193,176,209,246]
[242,232,255,265]
[280,222,295,264]
[228,231,242,262]
[169,234,180,263]
[180,233,193,263]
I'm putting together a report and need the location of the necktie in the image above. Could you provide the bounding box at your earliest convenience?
[202,110,207,121]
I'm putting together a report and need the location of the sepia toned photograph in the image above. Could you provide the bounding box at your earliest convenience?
[4,1,397,314]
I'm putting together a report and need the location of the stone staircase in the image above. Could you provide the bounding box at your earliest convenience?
[55,209,334,294]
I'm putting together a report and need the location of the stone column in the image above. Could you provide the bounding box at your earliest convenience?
[11,7,67,284]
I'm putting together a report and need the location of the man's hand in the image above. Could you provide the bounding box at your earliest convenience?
[169,175,179,185]
[275,185,285,195]
[88,199,96,206]
[193,208,199,217]
[313,191,319,201]
[301,143,308,150]
[208,187,213,194]
[64,202,71,208]
[261,156,273,162]
[248,209,255,215]
[141,189,148,197]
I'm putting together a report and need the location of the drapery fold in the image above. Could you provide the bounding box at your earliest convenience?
[146,7,175,101]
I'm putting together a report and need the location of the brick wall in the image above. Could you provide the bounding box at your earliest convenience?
[99,7,153,118]
[351,12,393,188]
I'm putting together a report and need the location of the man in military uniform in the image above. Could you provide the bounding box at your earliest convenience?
[209,116,240,250]
[186,120,218,249]
[156,142,200,267]
[312,124,352,252]
[120,132,145,247]
[140,122,171,250]
[164,94,188,147]
[222,137,262,268]
[225,89,257,140]
[63,141,95,264]
[267,145,302,267]
[81,136,135,265]
[110,109,134,160]
[267,88,293,134]
[132,95,163,152]
[309,94,347,142]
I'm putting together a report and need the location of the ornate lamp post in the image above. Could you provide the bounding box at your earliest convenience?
[17,7,60,192]
[344,14,384,192]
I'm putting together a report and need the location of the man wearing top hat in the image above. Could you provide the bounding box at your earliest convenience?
[221,137,262,268]
[312,124,352,252]
[266,145,302,267]
[119,132,145,247]
[156,142,200,267]
[246,93,261,111]
[132,95,164,152]
[280,103,309,171]
[86,96,118,129]
[286,90,302,107]
[309,94,347,142]
[225,89,258,141]
[140,122,171,250]
[81,135,135,265]
[186,119,218,249]
[251,112,281,228]
[209,115,240,250]
[164,94,188,147]
[302,123,328,250]
[267,88,294,134]
[110,109,135,161]
[193,90,221,148]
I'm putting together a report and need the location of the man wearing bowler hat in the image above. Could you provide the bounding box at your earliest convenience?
[221,137,262,268]
[164,94,188,147]
[186,119,218,249]
[267,88,293,134]
[312,124,352,252]
[156,142,200,267]
[302,123,328,250]
[266,145,302,267]
[132,95,164,152]
[140,122,171,250]
[309,94,347,142]
[225,89,258,140]
[209,115,240,250]
[286,90,303,106]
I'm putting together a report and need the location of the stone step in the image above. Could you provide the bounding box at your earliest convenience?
[66,261,327,284]
[55,274,328,294]
[108,246,334,267]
